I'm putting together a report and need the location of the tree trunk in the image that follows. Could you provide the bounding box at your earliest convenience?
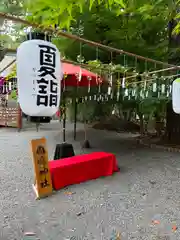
[84,121,87,140]
[118,107,124,119]
[166,14,180,144]
[127,109,133,121]
[144,121,148,135]
[166,101,180,144]
[168,19,180,64]
[138,112,144,135]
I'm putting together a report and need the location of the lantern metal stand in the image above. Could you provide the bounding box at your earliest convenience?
[73,95,78,140]
[82,139,91,148]
[53,142,75,160]
[54,90,75,160]
[77,42,91,149]
[36,121,40,132]
[82,112,91,149]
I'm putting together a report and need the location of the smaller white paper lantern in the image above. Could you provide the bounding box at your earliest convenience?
[17,39,62,116]
[172,78,180,114]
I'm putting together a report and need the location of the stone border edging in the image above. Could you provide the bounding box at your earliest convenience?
[138,139,180,153]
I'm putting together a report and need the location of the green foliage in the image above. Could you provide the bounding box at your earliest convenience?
[0,34,17,49]
[0,0,26,49]
[138,98,159,122]
[76,101,97,122]
[10,89,18,101]
[0,0,175,135]
[0,0,173,63]
[68,100,113,123]
[24,0,126,29]
[23,0,180,37]
[51,3,168,67]
[0,0,24,15]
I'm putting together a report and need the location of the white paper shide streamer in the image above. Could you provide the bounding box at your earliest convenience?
[172,78,180,114]
[17,39,62,116]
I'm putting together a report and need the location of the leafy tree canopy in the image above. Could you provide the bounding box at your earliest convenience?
[24,0,177,29]
[51,2,169,69]
[0,0,24,15]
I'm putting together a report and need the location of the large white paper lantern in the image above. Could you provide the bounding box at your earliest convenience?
[17,40,62,116]
[172,78,180,114]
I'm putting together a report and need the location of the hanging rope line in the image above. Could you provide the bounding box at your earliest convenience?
[1,55,178,87]
[127,73,180,87]
[0,50,135,76]
[0,12,180,70]
[125,66,179,80]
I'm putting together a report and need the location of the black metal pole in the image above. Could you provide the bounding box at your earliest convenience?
[54,91,75,160]
[62,99,66,143]
[73,98,77,140]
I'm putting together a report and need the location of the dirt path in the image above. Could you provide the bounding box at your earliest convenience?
[0,122,180,239]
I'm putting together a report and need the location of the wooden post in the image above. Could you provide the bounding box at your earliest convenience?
[17,103,22,130]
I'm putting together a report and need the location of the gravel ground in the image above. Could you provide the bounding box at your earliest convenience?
[1,121,180,240]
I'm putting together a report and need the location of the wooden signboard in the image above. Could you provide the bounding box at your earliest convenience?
[0,107,18,127]
[30,137,53,199]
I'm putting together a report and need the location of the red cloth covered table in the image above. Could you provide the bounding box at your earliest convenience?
[49,152,119,190]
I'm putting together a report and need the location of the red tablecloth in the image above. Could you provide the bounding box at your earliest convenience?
[49,152,119,190]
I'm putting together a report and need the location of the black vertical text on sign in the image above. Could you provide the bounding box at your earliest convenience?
[36,45,58,107]
[36,145,49,188]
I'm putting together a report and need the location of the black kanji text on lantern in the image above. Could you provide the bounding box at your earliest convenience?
[37,78,48,94]
[37,95,48,106]
[49,94,58,106]
[36,44,58,107]
[50,80,58,93]
[39,44,56,68]
[38,66,56,79]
